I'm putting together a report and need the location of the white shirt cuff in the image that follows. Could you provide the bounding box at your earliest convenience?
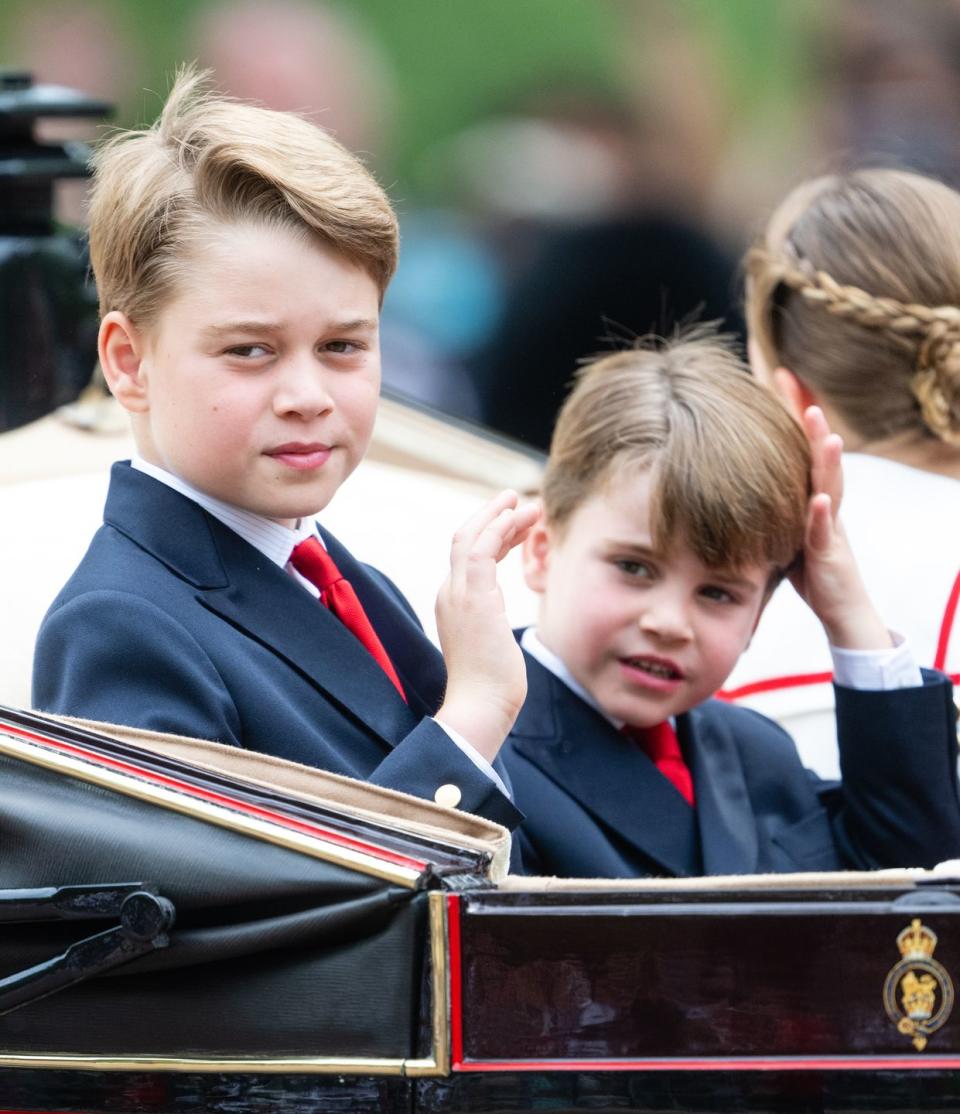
[829,631,923,690]
[432,717,512,798]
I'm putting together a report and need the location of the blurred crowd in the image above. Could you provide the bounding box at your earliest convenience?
[6,0,960,448]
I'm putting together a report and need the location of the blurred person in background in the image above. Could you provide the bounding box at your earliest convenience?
[813,0,960,188]
[723,168,960,777]
[192,0,395,160]
[463,75,740,451]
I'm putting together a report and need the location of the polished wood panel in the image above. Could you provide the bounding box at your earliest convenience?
[457,887,960,1062]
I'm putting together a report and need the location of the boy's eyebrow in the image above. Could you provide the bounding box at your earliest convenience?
[602,537,657,557]
[707,569,766,591]
[325,317,380,333]
[201,317,379,338]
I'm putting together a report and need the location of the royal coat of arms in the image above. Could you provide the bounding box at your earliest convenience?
[883,919,954,1051]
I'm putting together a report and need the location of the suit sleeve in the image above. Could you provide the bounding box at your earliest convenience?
[365,722,523,829]
[825,669,960,869]
[32,591,245,745]
[32,590,524,831]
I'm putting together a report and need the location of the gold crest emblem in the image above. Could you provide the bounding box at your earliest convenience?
[883,918,954,1051]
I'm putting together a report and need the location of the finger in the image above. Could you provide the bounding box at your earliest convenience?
[489,501,541,562]
[462,500,541,564]
[812,435,843,518]
[450,490,519,554]
[445,506,515,600]
[805,492,834,554]
[477,506,528,569]
[803,406,843,516]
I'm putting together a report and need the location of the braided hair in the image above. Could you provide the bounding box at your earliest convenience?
[746,170,960,447]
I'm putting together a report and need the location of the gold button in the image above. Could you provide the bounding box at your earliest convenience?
[434,783,462,809]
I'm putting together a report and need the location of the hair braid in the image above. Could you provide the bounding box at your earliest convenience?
[752,244,960,445]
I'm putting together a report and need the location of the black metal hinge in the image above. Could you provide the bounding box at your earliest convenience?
[0,882,175,1015]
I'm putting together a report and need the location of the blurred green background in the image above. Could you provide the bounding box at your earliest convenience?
[4,0,960,439]
[0,0,816,204]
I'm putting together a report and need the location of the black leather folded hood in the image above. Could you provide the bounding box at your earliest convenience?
[0,708,457,1063]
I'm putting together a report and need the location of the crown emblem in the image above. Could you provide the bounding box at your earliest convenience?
[883,918,954,1051]
[897,919,938,960]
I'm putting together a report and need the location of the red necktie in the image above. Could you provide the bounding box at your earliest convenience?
[623,720,695,806]
[290,536,407,702]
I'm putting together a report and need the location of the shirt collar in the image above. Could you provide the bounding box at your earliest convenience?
[520,627,623,728]
[130,456,317,568]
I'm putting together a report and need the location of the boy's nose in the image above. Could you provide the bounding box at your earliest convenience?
[273,357,334,418]
[638,595,693,643]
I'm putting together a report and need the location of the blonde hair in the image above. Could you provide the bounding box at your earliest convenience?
[746,169,960,447]
[88,66,398,326]
[543,331,811,574]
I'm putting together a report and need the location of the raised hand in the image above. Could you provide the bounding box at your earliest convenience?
[790,407,891,650]
[435,490,540,762]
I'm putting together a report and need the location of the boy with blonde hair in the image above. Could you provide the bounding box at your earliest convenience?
[503,333,960,876]
[32,69,536,828]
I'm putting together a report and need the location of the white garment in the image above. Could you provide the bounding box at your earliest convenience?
[725,454,960,778]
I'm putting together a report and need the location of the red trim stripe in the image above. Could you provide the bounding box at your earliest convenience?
[719,668,960,704]
[453,1054,960,1073]
[721,571,960,702]
[934,570,960,672]
[717,671,833,702]
[447,893,464,1068]
[0,724,427,874]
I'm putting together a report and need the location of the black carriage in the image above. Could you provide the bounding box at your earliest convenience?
[2,706,959,1113]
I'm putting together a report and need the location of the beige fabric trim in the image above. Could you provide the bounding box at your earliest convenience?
[498,867,934,893]
[39,713,512,880]
[28,714,947,893]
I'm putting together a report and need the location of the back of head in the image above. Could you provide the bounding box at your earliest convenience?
[543,331,811,574]
[746,169,960,447]
[88,66,398,326]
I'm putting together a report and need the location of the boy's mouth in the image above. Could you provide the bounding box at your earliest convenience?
[621,655,684,681]
[266,442,333,470]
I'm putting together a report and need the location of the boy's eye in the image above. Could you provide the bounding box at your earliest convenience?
[225,344,270,359]
[615,558,652,578]
[700,584,737,605]
[324,339,363,355]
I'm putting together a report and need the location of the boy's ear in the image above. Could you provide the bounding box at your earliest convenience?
[98,311,150,413]
[770,366,817,424]
[521,516,552,594]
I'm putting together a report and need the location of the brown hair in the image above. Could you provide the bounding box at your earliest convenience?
[746,169,960,447]
[88,65,398,326]
[543,331,811,573]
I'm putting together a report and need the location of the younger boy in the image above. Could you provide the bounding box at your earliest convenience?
[32,70,535,829]
[503,334,960,876]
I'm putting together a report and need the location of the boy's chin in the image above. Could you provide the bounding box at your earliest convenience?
[258,488,338,525]
[266,504,330,527]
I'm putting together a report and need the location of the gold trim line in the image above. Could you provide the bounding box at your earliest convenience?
[0,732,421,888]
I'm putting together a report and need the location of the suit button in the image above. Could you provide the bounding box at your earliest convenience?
[434,783,462,809]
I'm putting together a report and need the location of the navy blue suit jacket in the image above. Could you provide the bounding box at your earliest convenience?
[503,646,960,877]
[32,463,521,829]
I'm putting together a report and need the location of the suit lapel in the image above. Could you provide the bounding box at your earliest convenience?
[685,702,759,875]
[318,527,446,719]
[105,464,426,746]
[512,652,701,877]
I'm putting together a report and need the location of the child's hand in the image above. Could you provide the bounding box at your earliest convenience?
[435,490,540,763]
[789,407,892,650]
